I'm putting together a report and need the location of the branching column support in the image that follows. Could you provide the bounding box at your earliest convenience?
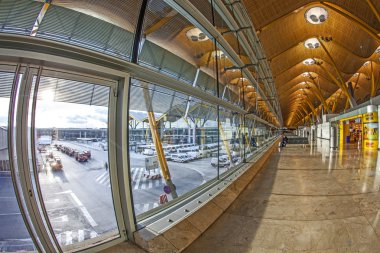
[304,97,320,122]
[308,73,330,113]
[142,86,178,199]
[218,121,232,163]
[332,90,344,113]
[316,39,357,108]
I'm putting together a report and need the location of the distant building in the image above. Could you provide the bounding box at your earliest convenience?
[37,128,107,141]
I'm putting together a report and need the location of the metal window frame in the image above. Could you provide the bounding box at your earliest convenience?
[5,63,43,252]
[2,60,133,252]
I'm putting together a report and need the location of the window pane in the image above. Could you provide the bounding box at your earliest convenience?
[129,79,219,217]
[31,75,118,251]
[0,70,36,252]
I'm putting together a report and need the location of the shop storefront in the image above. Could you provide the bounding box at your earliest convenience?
[335,105,378,150]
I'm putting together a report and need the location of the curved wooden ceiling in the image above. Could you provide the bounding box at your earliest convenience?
[243,0,380,126]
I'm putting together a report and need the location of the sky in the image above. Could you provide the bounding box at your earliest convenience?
[0,98,108,129]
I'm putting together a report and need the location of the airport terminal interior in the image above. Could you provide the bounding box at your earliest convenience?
[0,0,379,252]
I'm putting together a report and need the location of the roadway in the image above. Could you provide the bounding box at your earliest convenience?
[0,140,246,249]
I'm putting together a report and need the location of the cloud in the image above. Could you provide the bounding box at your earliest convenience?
[67,115,88,125]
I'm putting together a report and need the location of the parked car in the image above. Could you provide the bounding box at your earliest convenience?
[186,151,200,160]
[76,153,88,162]
[171,154,190,163]
[211,155,230,167]
[83,150,91,159]
[143,149,154,156]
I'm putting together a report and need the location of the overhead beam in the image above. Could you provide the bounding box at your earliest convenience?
[321,2,380,43]
[144,10,178,36]
[365,0,380,22]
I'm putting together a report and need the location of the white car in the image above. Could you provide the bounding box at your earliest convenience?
[211,155,230,167]
[171,154,190,163]
[143,149,154,156]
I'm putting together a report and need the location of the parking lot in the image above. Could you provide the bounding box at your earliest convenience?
[0,138,257,250]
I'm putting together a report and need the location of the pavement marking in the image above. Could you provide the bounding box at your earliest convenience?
[65,231,72,245]
[131,167,141,182]
[135,202,160,213]
[95,168,165,190]
[44,198,60,204]
[90,231,98,238]
[69,191,98,227]
[55,229,98,246]
[133,169,144,190]
[50,215,68,222]
[78,230,84,242]
[55,190,98,227]
[148,179,153,189]
[95,172,108,182]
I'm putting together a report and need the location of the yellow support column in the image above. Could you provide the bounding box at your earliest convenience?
[308,74,330,112]
[218,121,233,163]
[315,41,357,108]
[143,87,178,198]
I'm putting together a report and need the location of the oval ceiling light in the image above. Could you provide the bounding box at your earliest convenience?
[303,58,315,65]
[186,27,209,42]
[353,73,359,77]
[304,38,320,49]
[211,50,226,58]
[376,46,380,53]
[363,61,370,66]
[305,7,328,24]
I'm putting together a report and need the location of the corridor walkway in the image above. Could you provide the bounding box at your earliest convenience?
[184,140,380,253]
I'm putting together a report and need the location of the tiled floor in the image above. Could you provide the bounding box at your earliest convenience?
[184,139,380,253]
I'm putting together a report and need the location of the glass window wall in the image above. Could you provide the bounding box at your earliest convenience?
[28,73,119,251]
[129,79,221,216]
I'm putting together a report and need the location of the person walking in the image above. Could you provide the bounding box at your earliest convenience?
[104,161,108,171]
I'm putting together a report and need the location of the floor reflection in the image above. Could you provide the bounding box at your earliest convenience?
[315,138,380,193]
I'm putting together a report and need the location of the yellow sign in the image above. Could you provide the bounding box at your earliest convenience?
[363,121,378,150]
[364,140,378,150]
[363,112,378,123]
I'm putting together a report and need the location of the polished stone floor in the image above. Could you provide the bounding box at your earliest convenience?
[184,139,380,253]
